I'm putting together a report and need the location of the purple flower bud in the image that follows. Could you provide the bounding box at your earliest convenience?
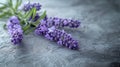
[63,19,69,26]
[45,34,53,40]
[33,13,40,21]
[7,16,23,45]
[57,40,63,46]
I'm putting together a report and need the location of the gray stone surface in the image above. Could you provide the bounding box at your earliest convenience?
[0,0,120,67]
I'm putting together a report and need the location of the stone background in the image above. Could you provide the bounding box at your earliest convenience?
[0,0,120,67]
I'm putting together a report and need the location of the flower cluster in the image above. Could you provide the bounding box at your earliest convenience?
[35,25,79,50]
[35,24,48,35]
[7,16,23,45]
[23,2,41,11]
[1,0,80,50]
[45,26,79,50]
[35,16,80,50]
[40,17,80,28]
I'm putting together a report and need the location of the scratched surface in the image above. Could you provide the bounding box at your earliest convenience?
[0,0,120,67]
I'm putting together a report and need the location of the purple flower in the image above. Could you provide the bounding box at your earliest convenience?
[35,16,80,50]
[23,2,33,11]
[35,25,48,35]
[40,17,81,28]
[7,16,23,45]
[32,3,41,11]
[45,26,79,50]
[23,2,41,11]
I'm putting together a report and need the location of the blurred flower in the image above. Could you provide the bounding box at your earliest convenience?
[32,3,41,11]
[23,2,41,11]
[7,16,23,45]
[23,2,33,11]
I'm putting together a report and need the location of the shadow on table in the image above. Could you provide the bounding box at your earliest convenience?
[14,42,34,67]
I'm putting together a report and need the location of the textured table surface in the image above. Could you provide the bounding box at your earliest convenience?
[0,0,120,67]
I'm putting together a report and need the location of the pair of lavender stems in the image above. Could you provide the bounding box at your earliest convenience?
[7,2,80,50]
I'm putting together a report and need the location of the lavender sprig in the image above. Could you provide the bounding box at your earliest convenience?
[7,16,23,44]
[46,26,79,50]
[35,25,79,50]
[40,17,80,28]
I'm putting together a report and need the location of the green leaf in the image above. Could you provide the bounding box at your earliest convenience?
[23,24,30,33]
[15,0,22,10]
[15,0,19,10]
[0,3,6,5]
[24,27,35,35]
[24,12,29,18]
[0,11,12,18]
[32,8,36,20]
[0,6,7,10]
[18,0,22,6]
[23,22,36,35]
[7,0,16,13]
[0,5,8,12]
[16,12,23,19]
[24,8,34,19]
[40,11,46,20]
[8,0,13,7]
[34,11,46,26]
